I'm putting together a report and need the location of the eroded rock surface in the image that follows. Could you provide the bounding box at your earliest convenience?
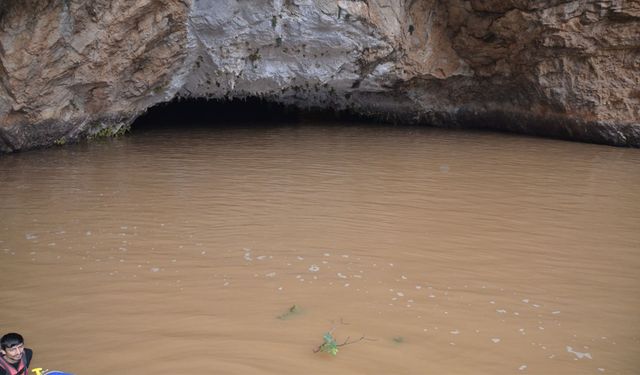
[1,0,638,151]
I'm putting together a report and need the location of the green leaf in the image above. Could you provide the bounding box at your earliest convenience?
[320,332,339,356]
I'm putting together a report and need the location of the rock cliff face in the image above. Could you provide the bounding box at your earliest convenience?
[0,0,638,152]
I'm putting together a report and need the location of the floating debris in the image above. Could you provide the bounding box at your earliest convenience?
[277,304,300,320]
[319,332,339,355]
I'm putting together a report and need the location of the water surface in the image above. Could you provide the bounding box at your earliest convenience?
[1,123,639,374]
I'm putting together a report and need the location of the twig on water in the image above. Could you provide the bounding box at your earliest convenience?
[313,329,376,355]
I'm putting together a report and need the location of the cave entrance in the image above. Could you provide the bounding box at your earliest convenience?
[131,97,360,132]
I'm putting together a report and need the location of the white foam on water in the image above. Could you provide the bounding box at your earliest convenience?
[337,272,347,279]
[518,364,527,371]
[396,292,404,297]
[552,311,561,315]
[598,368,605,372]
[415,285,422,289]
[401,275,407,280]
[496,309,507,314]
[308,264,320,272]
[296,256,304,260]
[491,338,501,343]
[150,267,160,272]
[522,299,529,303]
[265,272,276,277]
[323,253,331,257]
[566,346,592,360]
[256,255,267,260]
[450,330,460,335]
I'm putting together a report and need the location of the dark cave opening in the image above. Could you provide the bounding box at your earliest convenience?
[131,97,369,132]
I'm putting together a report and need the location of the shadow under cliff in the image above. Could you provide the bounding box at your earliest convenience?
[130,97,639,147]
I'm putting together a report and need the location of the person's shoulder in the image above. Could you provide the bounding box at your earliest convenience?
[25,348,33,364]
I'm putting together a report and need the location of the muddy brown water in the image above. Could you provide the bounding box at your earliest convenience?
[1,123,639,374]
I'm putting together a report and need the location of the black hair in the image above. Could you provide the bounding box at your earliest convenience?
[1,333,24,350]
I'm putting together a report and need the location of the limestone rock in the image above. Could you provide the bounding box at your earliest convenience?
[0,0,638,151]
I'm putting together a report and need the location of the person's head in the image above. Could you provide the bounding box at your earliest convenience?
[1,333,25,363]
